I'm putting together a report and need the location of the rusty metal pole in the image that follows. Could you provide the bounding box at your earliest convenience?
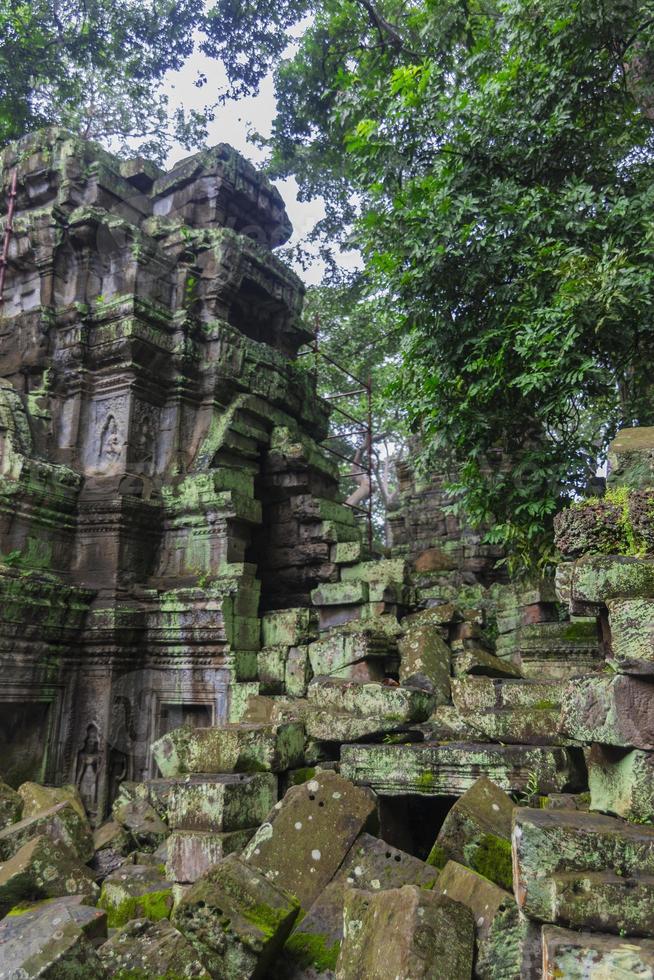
[0,169,18,307]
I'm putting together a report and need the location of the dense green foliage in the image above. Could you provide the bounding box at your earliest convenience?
[0,1,222,162]
[209,0,654,570]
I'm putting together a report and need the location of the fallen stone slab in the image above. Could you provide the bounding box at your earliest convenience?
[451,677,566,745]
[308,621,398,679]
[397,624,451,699]
[0,904,107,979]
[3,895,108,945]
[304,678,434,742]
[436,861,541,980]
[340,741,581,797]
[588,744,654,821]
[607,597,654,672]
[166,828,255,883]
[243,771,376,910]
[336,884,474,980]
[514,619,602,680]
[152,722,305,777]
[512,807,654,923]
[172,853,300,978]
[540,870,654,937]
[98,863,174,928]
[559,674,654,749]
[566,555,654,609]
[427,776,514,890]
[451,644,522,679]
[0,801,94,862]
[283,833,438,975]
[112,796,169,851]
[0,834,99,915]
[542,925,654,978]
[0,780,22,831]
[166,772,278,832]
[18,781,87,822]
[98,917,210,978]
[90,819,134,878]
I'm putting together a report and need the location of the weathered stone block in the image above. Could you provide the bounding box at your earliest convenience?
[452,677,566,745]
[542,924,654,978]
[90,819,133,878]
[540,870,654,936]
[283,833,438,975]
[559,674,654,749]
[336,884,474,979]
[588,744,654,822]
[607,425,654,488]
[261,607,318,647]
[0,905,107,978]
[285,645,312,697]
[257,645,287,694]
[0,801,94,862]
[512,807,654,924]
[570,555,654,607]
[112,797,169,851]
[514,618,602,680]
[0,779,22,830]
[451,644,522,679]
[98,918,211,978]
[172,853,300,978]
[166,773,277,832]
[166,828,254,883]
[311,581,369,606]
[308,620,398,678]
[427,777,514,889]
[304,677,434,742]
[397,624,451,700]
[152,722,305,777]
[607,597,654,672]
[0,834,99,915]
[341,741,580,798]
[243,771,376,910]
[18,782,87,822]
[98,864,174,928]
[436,861,541,980]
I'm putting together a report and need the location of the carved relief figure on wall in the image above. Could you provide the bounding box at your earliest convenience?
[75,722,101,823]
[99,413,122,465]
[134,410,156,477]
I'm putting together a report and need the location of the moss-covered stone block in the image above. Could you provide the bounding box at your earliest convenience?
[427,777,514,889]
[452,677,566,745]
[261,608,318,647]
[0,779,23,830]
[0,904,107,978]
[607,426,654,488]
[166,772,277,833]
[397,624,451,702]
[98,864,174,928]
[243,771,376,910]
[588,744,654,822]
[166,828,255,884]
[512,807,654,924]
[543,924,654,976]
[559,674,654,749]
[152,722,305,776]
[336,884,474,979]
[0,801,94,862]
[0,834,99,915]
[17,782,87,823]
[98,917,211,978]
[112,797,169,852]
[172,853,300,978]
[607,597,654,672]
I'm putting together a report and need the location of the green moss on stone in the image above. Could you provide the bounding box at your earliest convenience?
[426,843,447,869]
[241,901,293,939]
[285,931,341,971]
[469,834,513,891]
[99,888,173,928]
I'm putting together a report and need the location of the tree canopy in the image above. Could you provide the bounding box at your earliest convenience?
[208,0,654,570]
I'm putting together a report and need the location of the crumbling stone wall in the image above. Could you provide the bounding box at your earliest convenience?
[0,129,360,821]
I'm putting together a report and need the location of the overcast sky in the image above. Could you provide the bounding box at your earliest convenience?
[161,42,351,286]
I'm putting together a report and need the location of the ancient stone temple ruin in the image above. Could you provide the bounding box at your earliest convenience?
[2,130,654,979]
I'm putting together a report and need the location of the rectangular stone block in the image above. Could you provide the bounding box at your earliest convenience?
[452,677,566,745]
[0,802,94,862]
[243,771,376,910]
[172,853,300,978]
[306,677,433,721]
[166,773,278,831]
[341,741,580,797]
[285,645,311,697]
[559,674,654,749]
[570,555,654,607]
[607,597,654,672]
[336,885,474,980]
[587,744,654,822]
[166,828,255,883]
[542,925,654,978]
[284,833,438,975]
[152,722,305,777]
[257,645,287,694]
[311,581,368,606]
[542,870,654,937]
[512,807,654,923]
[308,621,397,678]
[261,607,318,647]
[0,905,106,978]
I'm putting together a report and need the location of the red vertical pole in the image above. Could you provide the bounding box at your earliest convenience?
[0,169,18,307]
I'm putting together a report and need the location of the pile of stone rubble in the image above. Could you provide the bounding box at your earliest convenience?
[3,426,654,978]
